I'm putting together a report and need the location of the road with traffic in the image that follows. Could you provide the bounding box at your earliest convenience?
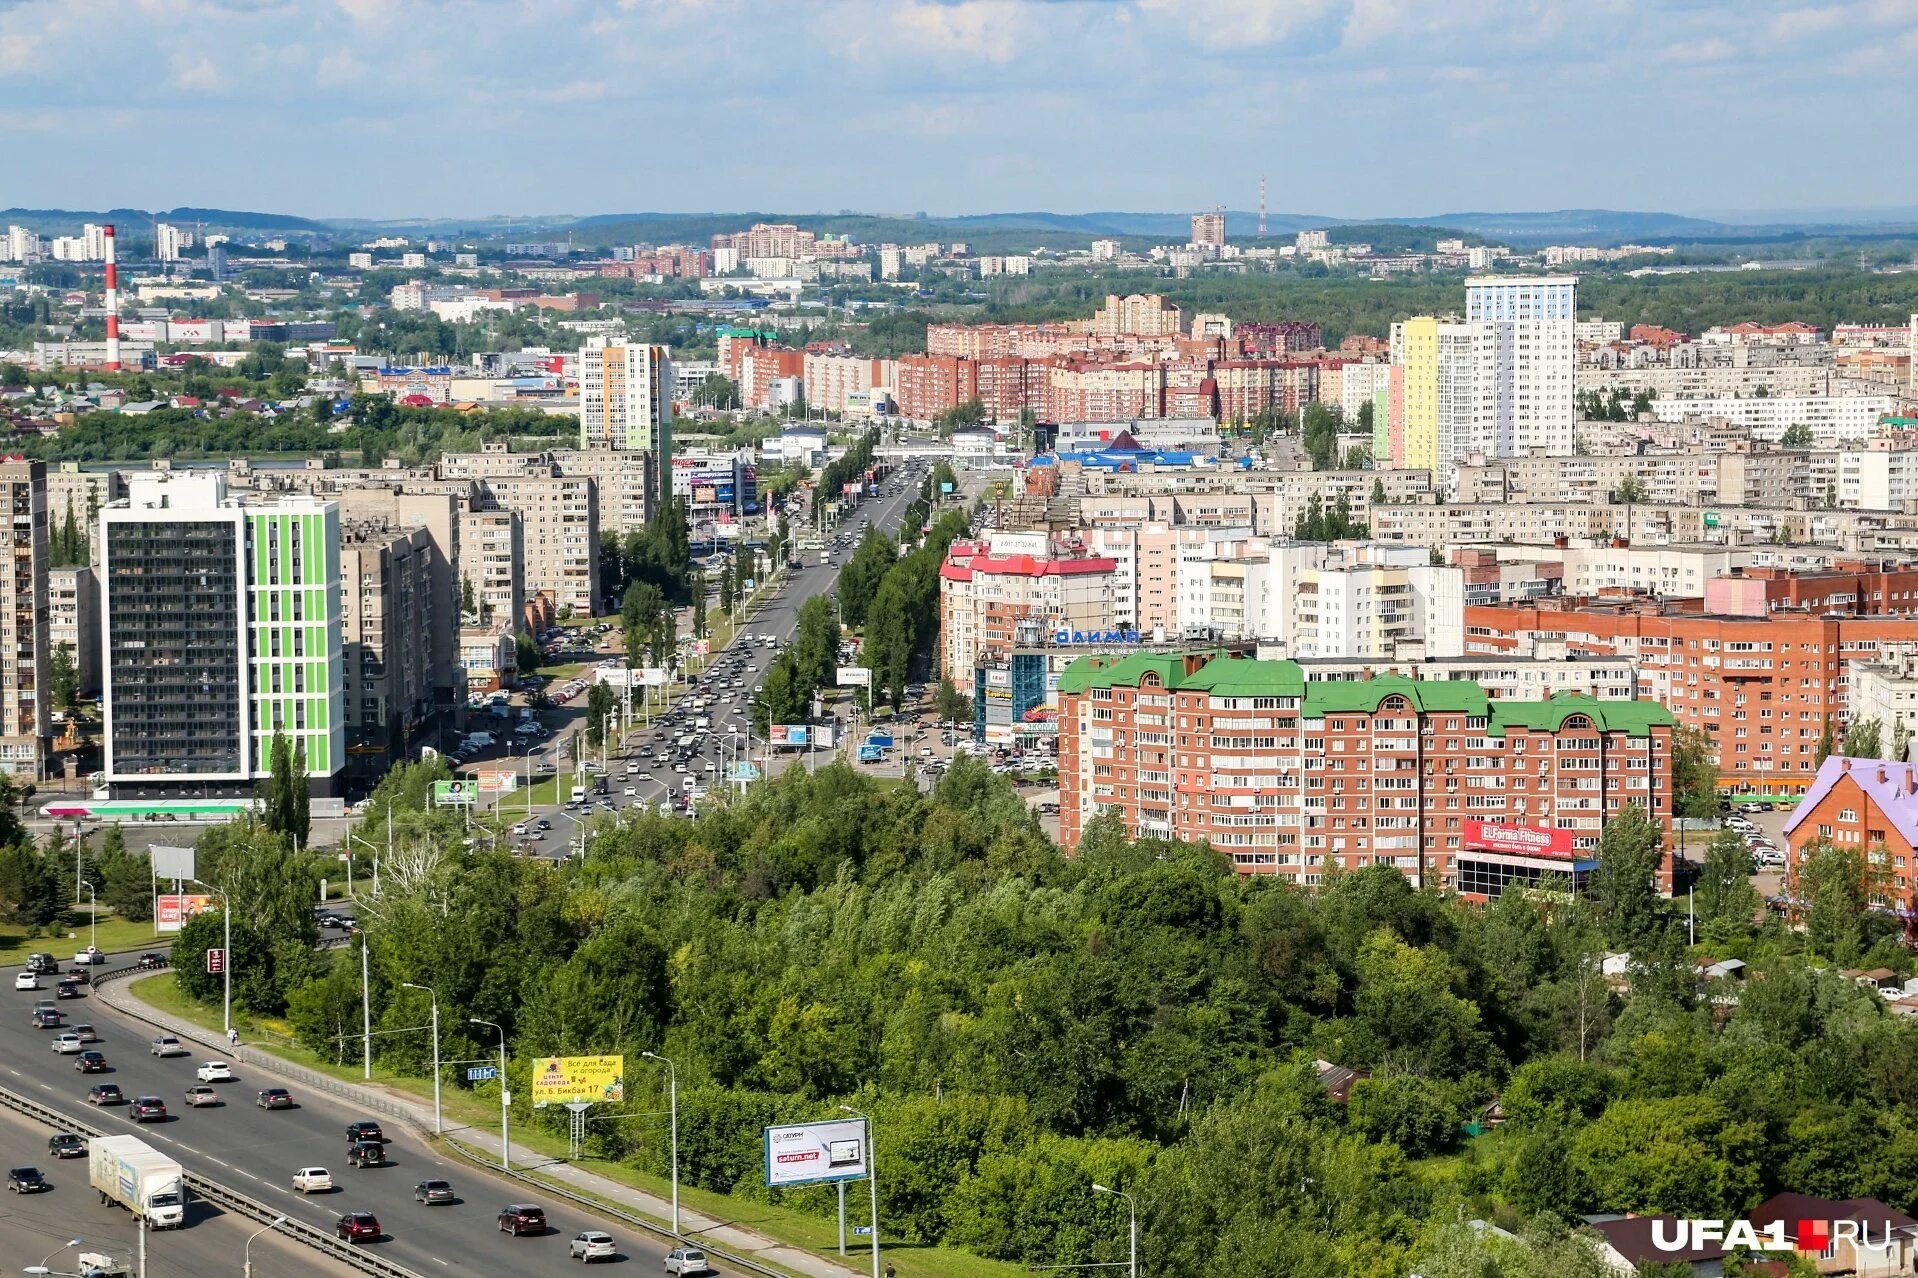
[0,950,733,1276]
[0,1098,348,1278]
[501,461,944,859]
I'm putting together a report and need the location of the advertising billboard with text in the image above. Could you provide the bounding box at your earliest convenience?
[529,1055,625,1107]
[770,725,810,747]
[764,1117,869,1187]
[156,894,215,934]
[1461,819,1575,859]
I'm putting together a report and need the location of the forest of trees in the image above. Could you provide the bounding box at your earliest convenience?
[128,754,1918,1277]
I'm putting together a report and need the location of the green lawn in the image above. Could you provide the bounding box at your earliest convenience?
[127,974,1025,1278]
[0,910,169,959]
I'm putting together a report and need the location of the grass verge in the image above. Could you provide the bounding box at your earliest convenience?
[125,974,1025,1278]
[0,912,167,959]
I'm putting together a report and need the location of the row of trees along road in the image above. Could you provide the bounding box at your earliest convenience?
[111,750,1918,1277]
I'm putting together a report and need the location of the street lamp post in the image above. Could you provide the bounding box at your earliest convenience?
[470,1018,509,1170]
[80,882,96,957]
[242,1213,288,1278]
[348,834,380,898]
[188,878,231,1039]
[641,1051,679,1236]
[838,1105,880,1278]
[402,982,441,1134]
[1090,1184,1137,1278]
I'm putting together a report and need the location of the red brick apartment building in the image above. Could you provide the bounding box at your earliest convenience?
[1783,755,1918,919]
[1465,577,1918,793]
[1058,651,1675,896]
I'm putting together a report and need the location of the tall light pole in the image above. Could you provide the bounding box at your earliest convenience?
[242,1213,288,1277]
[189,878,231,1038]
[641,1051,678,1236]
[1090,1184,1137,1278]
[80,881,96,957]
[839,1105,879,1278]
[402,981,441,1134]
[470,1018,509,1170]
[348,833,380,898]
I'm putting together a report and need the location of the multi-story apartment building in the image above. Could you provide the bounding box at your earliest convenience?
[48,566,98,699]
[1463,593,1918,792]
[938,534,1119,677]
[340,522,440,769]
[1056,650,1674,894]
[1645,394,1895,447]
[578,339,672,502]
[101,474,343,796]
[803,353,896,416]
[46,465,124,568]
[1090,293,1184,337]
[1290,546,1465,659]
[332,489,461,726]
[1839,447,1918,511]
[1189,212,1225,248]
[1782,755,1918,915]
[457,508,524,632]
[549,449,655,537]
[1388,317,1440,473]
[482,472,599,617]
[0,462,48,780]
[1847,647,1918,757]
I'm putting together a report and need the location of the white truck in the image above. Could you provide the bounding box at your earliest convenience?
[89,1134,185,1229]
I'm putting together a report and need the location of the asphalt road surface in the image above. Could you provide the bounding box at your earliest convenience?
[0,1094,353,1278]
[0,954,730,1276]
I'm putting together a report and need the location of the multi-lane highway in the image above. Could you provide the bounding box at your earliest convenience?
[502,461,942,857]
[0,953,727,1275]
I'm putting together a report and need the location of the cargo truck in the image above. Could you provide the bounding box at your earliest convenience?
[89,1134,185,1229]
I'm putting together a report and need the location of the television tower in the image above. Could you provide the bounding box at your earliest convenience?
[1258,178,1267,239]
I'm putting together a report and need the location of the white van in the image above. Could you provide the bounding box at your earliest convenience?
[568,785,587,805]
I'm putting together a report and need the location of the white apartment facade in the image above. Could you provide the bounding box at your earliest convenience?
[1645,394,1894,447]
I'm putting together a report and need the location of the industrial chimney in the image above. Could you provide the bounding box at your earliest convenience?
[103,223,120,372]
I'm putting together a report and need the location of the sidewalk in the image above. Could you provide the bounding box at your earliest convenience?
[97,972,865,1278]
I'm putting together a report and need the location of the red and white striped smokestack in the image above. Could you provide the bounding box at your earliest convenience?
[103,223,120,372]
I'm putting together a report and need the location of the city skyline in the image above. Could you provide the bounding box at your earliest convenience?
[4,0,1917,219]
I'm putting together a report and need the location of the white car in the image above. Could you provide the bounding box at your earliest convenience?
[196,1061,234,1083]
[75,947,103,966]
[13,972,37,991]
[51,1033,82,1054]
[569,1231,617,1263]
[292,1166,333,1194]
[663,1247,710,1275]
[624,786,638,797]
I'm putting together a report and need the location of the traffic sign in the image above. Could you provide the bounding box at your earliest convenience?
[467,1065,498,1082]
[206,948,226,975]
[853,1226,873,1236]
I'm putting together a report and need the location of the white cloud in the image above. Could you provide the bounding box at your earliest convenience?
[169,54,225,91]
[1138,0,1344,50]
[885,0,1031,62]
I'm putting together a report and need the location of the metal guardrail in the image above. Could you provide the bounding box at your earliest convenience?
[0,1070,421,1278]
[437,1134,787,1278]
[95,959,837,1278]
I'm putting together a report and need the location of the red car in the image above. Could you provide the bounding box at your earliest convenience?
[336,1212,381,1244]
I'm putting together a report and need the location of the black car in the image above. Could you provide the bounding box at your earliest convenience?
[130,1096,167,1122]
[414,1179,456,1205]
[6,1166,46,1193]
[55,980,82,1000]
[347,1140,385,1168]
[75,1051,107,1073]
[31,1007,62,1028]
[86,1083,122,1105]
[256,1088,292,1109]
[345,1120,385,1143]
[46,1133,84,1159]
[497,1203,547,1236]
[136,953,167,970]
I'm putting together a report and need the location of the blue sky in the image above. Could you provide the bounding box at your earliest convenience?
[3,0,1916,220]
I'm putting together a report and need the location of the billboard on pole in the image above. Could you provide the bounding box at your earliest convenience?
[835,666,871,688]
[764,1117,870,1187]
[770,725,810,747]
[433,780,475,807]
[473,770,518,795]
[530,1055,625,1108]
[149,845,195,882]
[157,894,214,933]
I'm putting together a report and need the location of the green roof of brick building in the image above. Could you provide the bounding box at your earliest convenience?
[1055,652,1674,734]
[1485,694,1676,738]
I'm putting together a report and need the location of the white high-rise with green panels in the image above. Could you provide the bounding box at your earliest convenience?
[101,473,343,796]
